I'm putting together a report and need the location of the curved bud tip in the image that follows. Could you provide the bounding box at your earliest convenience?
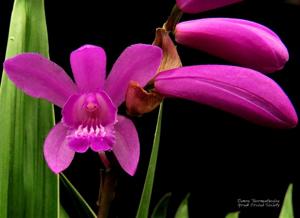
[154,65,298,128]
[176,0,242,14]
[175,18,289,73]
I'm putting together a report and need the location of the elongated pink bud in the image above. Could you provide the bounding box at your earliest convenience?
[175,18,289,73]
[154,65,298,128]
[176,0,242,14]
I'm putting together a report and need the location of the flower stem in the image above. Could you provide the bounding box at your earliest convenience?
[163,4,183,32]
[97,169,117,218]
[98,152,111,170]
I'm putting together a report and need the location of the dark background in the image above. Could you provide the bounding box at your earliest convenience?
[1,0,300,217]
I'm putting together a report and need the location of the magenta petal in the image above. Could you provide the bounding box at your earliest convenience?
[4,53,77,107]
[44,122,75,173]
[176,0,242,14]
[62,94,84,127]
[113,115,140,176]
[70,45,106,92]
[104,44,162,107]
[175,18,289,73]
[154,65,298,128]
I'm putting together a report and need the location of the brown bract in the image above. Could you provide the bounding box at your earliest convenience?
[125,81,163,116]
[125,28,182,116]
[154,28,182,73]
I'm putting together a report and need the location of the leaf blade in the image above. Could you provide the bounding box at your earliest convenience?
[136,102,164,218]
[151,193,172,218]
[60,174,97,218]
[225,212,240,218]
[0,0,58,217]
[175,193,190,218]
[60,205,70,218]
[279,184,294,218]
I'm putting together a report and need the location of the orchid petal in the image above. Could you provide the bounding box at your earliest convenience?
[4,53,77,107]
[104,44,162,107]
[70,45,106,92]
[113,115,140,176]
[154,65,298,128]
[44,122,75,174]
[176,0,242,14]
[175,18,289,73]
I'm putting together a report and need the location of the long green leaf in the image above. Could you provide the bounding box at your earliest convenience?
[60,205,70,218]
[151,193,172,218]
[0,0,58,217]
[60,174,97,218]
[175,193,190,218]
[279,184,294,218]
[225,212,240,218]
[136,102,164,218]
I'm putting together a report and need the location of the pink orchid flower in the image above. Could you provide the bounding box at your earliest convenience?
[3,44,162,175]
[175,18,289,73]
[176,0,242,14]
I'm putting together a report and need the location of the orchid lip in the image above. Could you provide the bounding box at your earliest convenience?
[66,124,116,153]
[72,124,109,138]
[62,91,118,152]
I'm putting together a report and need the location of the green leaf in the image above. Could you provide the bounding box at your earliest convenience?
[60,205,70,218]
[136,102,164,218]
[151,193,172,218]
[279,184,294,218]
[60,174,97,218]
[175,193,190,218]
[225,212,240,218]
[0,0,58,217]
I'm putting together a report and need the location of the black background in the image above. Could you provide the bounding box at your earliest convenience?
[1,0,300,217]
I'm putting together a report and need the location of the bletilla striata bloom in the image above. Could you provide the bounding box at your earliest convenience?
[4,44,162,175]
